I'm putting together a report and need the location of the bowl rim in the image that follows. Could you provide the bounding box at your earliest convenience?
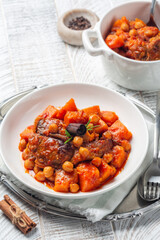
[97,0,160,64]
[58,8,99,34]
[0,83,149,199]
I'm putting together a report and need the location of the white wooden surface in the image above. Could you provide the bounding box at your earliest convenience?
[0,0,160,239]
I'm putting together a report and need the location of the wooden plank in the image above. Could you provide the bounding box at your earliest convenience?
[2,0,74,92]
[0,1,17,102]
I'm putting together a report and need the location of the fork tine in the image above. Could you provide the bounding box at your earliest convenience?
[144,185,147,198]
[144,182,160,200]
[147,182,152,199]
[152,182,157,199]
[156,182,160,198]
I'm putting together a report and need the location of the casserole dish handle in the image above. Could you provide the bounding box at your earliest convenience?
[82,27,113,59]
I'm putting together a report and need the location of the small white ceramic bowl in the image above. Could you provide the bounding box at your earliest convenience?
[0,83,148,199]
[57,9,99,46]
[82,1,160,91]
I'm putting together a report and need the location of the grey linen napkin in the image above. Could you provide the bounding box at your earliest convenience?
[0,111,153,222]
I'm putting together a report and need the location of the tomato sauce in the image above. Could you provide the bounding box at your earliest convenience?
[105,16,160,61]
[19,98,132,193]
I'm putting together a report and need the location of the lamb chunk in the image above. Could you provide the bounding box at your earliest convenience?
[24,134,74,168]
[71,138,113,165]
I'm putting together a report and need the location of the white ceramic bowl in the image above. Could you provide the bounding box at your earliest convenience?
[0,83,148,199]
[82,0,160,91]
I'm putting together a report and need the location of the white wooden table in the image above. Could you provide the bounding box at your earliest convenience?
[0,0,160,239]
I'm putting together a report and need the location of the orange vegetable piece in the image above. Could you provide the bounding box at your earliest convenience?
[94,119,108,134]
[101,111,118,126]
[105,35,124,49]
[56,98,77,119]
[56,108,66,120]
[63,98,77,111]
[77,163,100,192]
[109,120,132,143]
[112,16,128,28]
[33,105,58,132]
[41,105,58,118]
[99,160,116,183]
[120,140,131,152]
[54,169,78,192]
[113,19,122,28]
[64,110,88,125]
[111,145,126,168]
[20,125,34,141]
[83,105,100,116]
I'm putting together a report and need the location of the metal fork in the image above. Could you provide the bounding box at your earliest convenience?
[137,91,160,201]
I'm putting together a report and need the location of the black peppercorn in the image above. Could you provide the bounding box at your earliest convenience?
[68,16,91,30]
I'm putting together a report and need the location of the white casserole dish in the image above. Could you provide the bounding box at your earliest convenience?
[82,0,160,91]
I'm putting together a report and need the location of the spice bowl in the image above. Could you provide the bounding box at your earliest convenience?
[57,9,99,46]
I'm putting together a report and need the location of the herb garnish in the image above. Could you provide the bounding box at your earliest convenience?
[85,119,91,127]
[85,119,100,131]
[64,129,73,144]
[64,119,100,144]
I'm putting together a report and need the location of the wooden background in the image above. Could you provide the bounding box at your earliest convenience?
[0,0,160,239]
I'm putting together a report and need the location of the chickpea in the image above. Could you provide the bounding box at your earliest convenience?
[39,158,44,163]
[34,165,41,174]
[91,157,102,167]
[24,159,35,170]
[102,131,112,139]
[43,166,54,178]
[103,153,113,163]
[89,114,100,124]
[35,171,45,181]
[129,29,137,36]
[47,175,55,182]
[22,149,29,160]
[121,22,129,32]
[135,21,145,29]
[49,123,58,133]
[70,183,79,193]
[120,140,131,151]
[79,147,89,160]
[62,161,74,172]
[18,139,27,152]
[144,29,154,38]
[72,136,83,148]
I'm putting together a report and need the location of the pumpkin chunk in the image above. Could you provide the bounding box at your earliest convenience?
[99,160,116,183]
[64,110,88,125]
[20,125,34,141]
[94,119,108,134]
[54,169,78,192]
[101,111,118,126]
[109,120,132,143]
[111,145,126,168]
[56,98,77,120]
[83,105,100,116]
[77,163,100,192]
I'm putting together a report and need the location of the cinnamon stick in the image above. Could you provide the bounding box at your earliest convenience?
[0,195,36,234]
